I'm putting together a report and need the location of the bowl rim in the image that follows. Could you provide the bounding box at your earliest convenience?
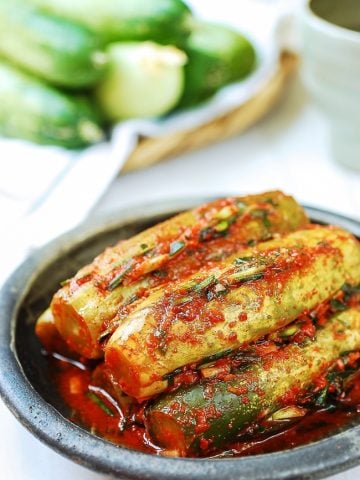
[304,0,360,44]
[0,198,360,480]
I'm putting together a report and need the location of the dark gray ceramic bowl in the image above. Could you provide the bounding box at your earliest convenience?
[1,199,360,480]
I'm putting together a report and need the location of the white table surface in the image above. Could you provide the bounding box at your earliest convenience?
[1,74,360,480]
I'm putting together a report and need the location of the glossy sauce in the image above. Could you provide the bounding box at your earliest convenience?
[45,320,360,458]
[40,209,360,457]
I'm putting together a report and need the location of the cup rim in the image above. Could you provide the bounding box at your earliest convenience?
[305,0,360,43]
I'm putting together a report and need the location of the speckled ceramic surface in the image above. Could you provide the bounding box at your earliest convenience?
[0,200,360,480]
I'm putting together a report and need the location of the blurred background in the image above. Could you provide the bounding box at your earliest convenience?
[0,0,360,478]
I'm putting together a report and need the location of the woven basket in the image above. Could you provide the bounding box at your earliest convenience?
[123,51,297,172]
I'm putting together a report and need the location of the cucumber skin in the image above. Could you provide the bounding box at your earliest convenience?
[179,21,256,108]
[27,0,192,45]
[0,61,104,149]
[0,1,104,88]
[148,308,360,454]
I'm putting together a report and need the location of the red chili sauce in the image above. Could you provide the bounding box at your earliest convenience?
[44,291,360,458]
[40,206,360,457]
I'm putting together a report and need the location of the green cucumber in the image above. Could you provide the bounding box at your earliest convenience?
[0,0,105,88]
[179,20,256,107]
[0,61,104,148]
[27,0,192,45]
[95,42,187,120]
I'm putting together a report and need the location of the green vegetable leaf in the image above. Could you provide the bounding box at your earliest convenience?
[86,391,115,416]
[192,275,217,293]
[214,220,229,233]
[234,256,255,265]
[251,208,271,228]
[108,264,132,290]
[314,387,328,407]
[279,324,299,337]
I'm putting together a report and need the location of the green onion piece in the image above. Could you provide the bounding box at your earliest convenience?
[60,278,71,287]
[216,206,233,220]
[199,226,212,242]
[315,386,328,407]
[198,349,234,366]
[247,239,256,246]
[227,265,265,283]
[341,283,360,296]
[139,243,152,255]
[108,264,132,290]
[330,299,347,312]
[192,275,217,293]
[237,201,247,213]
[271,406,307,421]
[279,324,299,337]
[251,208,271,228]
[169,240,186,256]
[214,220,229,232]
[234,256,255,265]
[86,391,115,416]
[173,295,193,305]
[162,367,183,381]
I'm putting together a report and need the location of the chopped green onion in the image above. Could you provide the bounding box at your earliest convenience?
[234,256,255,265]
[173,295,193,305]
[86,391,115,416]
[108,264,132,290]
[237,201,247,213]
[198,349,234,366]
[139,243,152,254]
[206,282,229,301]
[199,226,212,242]
[169,240,186,256]
[271,406,307,421]
[192,275,217,293]
[162,367,184,381]
[341,283,360,298]
[227,265,265,283]
[330,298,347,312]
[279,324,299,337]
[315,386,328,407]
[247,239,256,247]
[216,206,234,220]
[265,197,278,207]
[152,269,168,279]
[60,278,71,287]
[214,220,229,233]
[251,208,271,228]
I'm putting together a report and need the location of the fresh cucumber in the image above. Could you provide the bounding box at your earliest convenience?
[27,0,192,45]
[0,0,105,88]
[179,20,256,107]
[95,42,186,120]
[0,61,104,148]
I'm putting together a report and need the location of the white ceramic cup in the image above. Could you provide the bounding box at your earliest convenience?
[301,0,360,170]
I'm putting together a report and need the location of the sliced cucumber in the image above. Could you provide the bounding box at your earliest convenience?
[95,42,187,120]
